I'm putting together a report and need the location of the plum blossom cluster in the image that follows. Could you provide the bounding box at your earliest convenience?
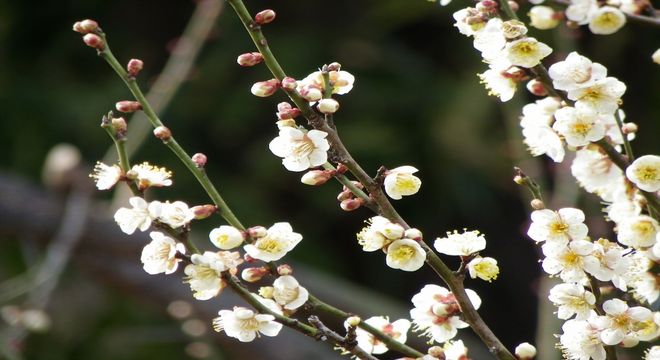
[527,206,659,358]
[343,316,411,355]
[435,230,500,282]
[357,216,426,271]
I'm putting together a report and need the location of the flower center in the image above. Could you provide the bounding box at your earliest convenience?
[293,136,315,159]
[635,166,658,181]
[257,238,284,254]
[549,220,569,235]
[391,245,415,262]
[571,121,593,136]
[632,220,656,238]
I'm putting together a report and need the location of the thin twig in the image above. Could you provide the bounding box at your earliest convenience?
[308,316,379,360]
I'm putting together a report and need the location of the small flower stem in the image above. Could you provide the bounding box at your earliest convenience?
[101,124,140,195]
[307,295,424,358]
[322,162,376,210]
[613,110,634,161]
[514,167,544,202]
[307,316,379,360]
[97,37,245,231]
[226,1,516,358]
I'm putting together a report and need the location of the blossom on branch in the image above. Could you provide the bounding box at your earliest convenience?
[243,222,303,262]
[213,306,282,342]
[90,162,122,190]
[346,316,410,355]
[140,231,186,275]
[434,229,486,256]
[114,197,161,235]
[268,127,330,172]
[384,166,422,200]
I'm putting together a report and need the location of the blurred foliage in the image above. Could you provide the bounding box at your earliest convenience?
[0,0,659,359]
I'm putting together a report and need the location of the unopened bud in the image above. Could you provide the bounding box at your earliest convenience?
[327,62,341,72]
[477,0,498,11]
[530,199,545,210]
[255,9,276,25]
[340,198,365,211]
[515,342,537,359]
[277,264,293,276]
[301,170,334,185]
[73,19,98,34]
[317,98,340,114]
[251,79,280,97]
[513,175,524,184]
[125,169,138,180]
[502,20,528,39]
[237,52,263,66]
[508,1,519,12]
[276,119,296,128]
[83,33,105,50]
[526,79,548,96]
[127,59,144,77]
[153,126,172,141]
[281,77,298,91]
[278,108,301,120]
[277,102,292,112]
[115,100,142,113]
[111,117,127,135]
[192,153,207,168]
[337,189,353,201]
[243,253,256,262]
[428,346,444,358]
[404,228,423,241]
[247,226,268,238]
[241,267,269,282]
[621,122,638,134]
[258,286,274,299]
[299,84,323,102]
[344,181,364,191]
[345,316,361,327]
[191,205,216,219]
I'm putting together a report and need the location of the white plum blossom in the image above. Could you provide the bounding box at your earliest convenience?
[356,216,405,251]
[653,49,660,64]
[477,66,520,102]
[157,201,195,229]
[442,339,469,359]
[504,37,552,68]
[114,197,161,235]
[472,18,506,62]
[268,127,330,172]
[559,316,607,360]
[90,162,122,190]
[467,256,499,282]
[567,77,626,114]
[604,182,642,224]
[596,299,653,346]
[571,146,623,201]
[541,240,594,282]
[548,283,596,320]
[386,239,426,271]
[528,6,560,30]
[298,70,355,95]
[184,251,243,300]
[346,316,410,355]
[527,208,588,244]
[410,284,481,343]
[209,225,245,250]
[140,231,186,275]
[434,229,486,256]
[130,162,173,190]
[626,155,660,192]
[520,97,565,162]
[589,6,626,35]
[552,106,606,147]
[646,346,660,360]
[384,166,421,200]
[243,222,303,262]
[616,215,659,249]
[583,238,632,288]
[213,306,282,342]
[272,275,309,311]
[452,8,485,37]
[548,52,608,91]
[565,0,599,25]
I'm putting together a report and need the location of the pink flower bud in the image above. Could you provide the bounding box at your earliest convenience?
[192,153,207,168]
[621,122,638,134]
[281,77,297,91]
[508,1,519,12]
[115,101,142,113]
[191,204,217,219]
[153,126,171,141]
[277,108,301,120]
[73,19,99,34]
[237,52,263,67]
[478,0,498,10]
[526,79,548,96]
[300,170,334,185]
[336,163,348,174]
[299,84,323,102]
[243,254,256,263]
[277,264,293,276]
[82,33,104,50]
[337,189,353,201]
[277,102,292,112]
[250,79,280,97]
[317,98,340,114]
[255,9,276,25]
[344,181,364,191]
[247,226,268,238]
[404,228,423,241]
[340,198,365,211]
[241,267,269,282]
[327,62,341,72]
[127,59,144,77]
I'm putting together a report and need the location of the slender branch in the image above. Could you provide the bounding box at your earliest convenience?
[308,316,379,360]
[96,38,245,231]
[225,1,516,358]
[613,111,634,161]
[307,295,424,358]
[102,0,224,165]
